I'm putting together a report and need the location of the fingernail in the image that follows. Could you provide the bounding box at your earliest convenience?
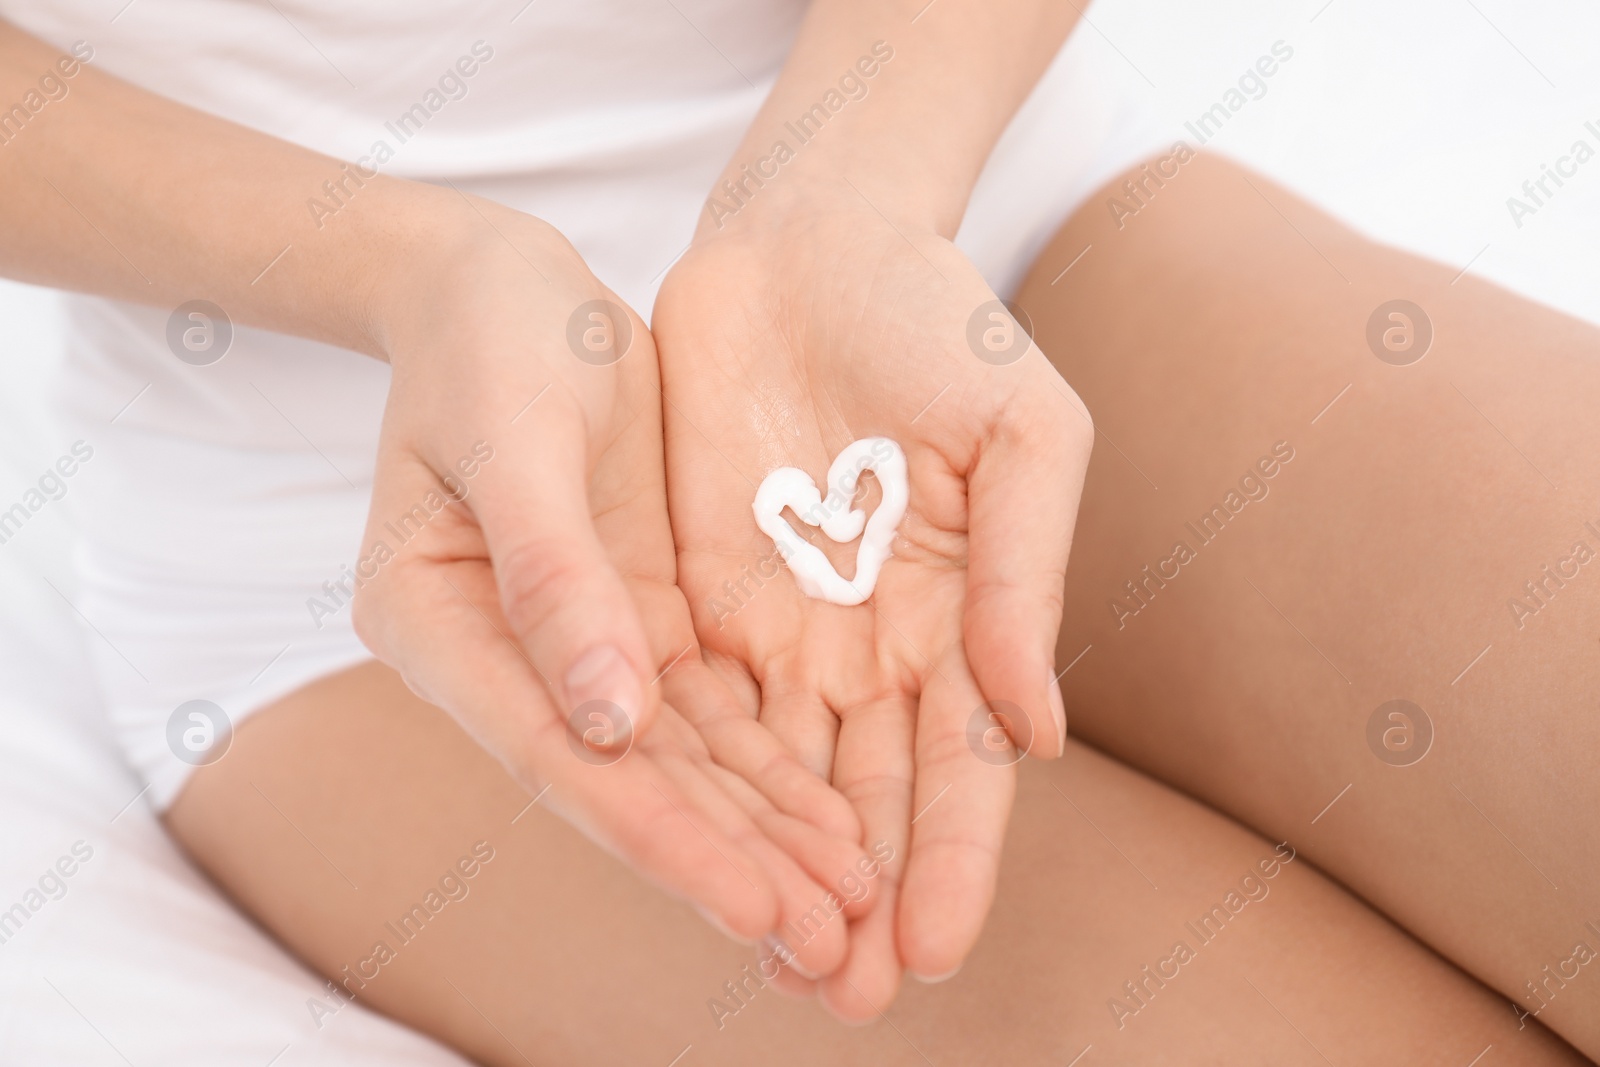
[910,963,962,984]
[759,933,795,965]
[694,904,756,946]
[565,645,640,740]
[1048,672,1067,758]
[768,933,821,979]
[788,958,822,980]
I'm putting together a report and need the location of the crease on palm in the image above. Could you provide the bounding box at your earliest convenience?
[649,234,1054,996]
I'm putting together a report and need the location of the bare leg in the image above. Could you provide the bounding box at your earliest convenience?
[167,660,1580,1064]
[1018,152,1600,1054]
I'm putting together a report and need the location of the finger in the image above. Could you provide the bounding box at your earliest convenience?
[676,723,875,925]
[355,530,778,941]
[471,384,660,750]
[665,656,861,843]
[682,737,872,917]
[646,727,851,977]
[818,862,902,1025]
[962,373,1094,760]
[816,693,915,1022]
[682,737,876,925]
[746,805,877,923]
[896,645,1016,981]
[755,672,840,781]
[763,955,816,999]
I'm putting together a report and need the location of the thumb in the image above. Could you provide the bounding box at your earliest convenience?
[962,372,1094,760]
[470,395,658,751]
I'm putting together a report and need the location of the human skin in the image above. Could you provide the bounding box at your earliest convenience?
[0,18,865,947]
[165,668,1586,1065]
[1025,151,1600,1056]
[654,0,1094,1012]
[167,154,1594,1062]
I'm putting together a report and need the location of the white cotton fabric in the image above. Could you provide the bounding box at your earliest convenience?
[0,280,470,1065]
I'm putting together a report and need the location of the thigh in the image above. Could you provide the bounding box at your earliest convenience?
[165,660,1580,1065]
[1017,151,1600,1054]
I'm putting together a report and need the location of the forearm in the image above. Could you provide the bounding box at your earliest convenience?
[0,20,472,359]
[700,0,1080,238]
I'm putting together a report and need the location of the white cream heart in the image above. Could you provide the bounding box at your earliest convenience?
[752,437,907,606]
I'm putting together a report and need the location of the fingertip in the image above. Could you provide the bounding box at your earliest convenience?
[765,961,817,1000]
[895,923,975,989]
[909,963,962,985]
[818,961,901,1026]
[896,926,967,987]
[737,876,784,945]
[818,882,904,1025]
[895,851,992,983]
[700,887,780,946]
[1022,663,1068,761]
[818,988,880,1026]
[693,903,757,946]
[839,880,878,923]
[1047,668,1067,759]
[776,897,851,980]
[683,845,781,947]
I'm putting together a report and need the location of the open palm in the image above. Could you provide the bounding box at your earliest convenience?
[655,203,1094,1019]
[351,226,869,976]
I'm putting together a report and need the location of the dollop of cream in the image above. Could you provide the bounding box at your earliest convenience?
[752,437,907,606]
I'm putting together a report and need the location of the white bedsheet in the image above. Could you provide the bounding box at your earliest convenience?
[2,1,1596,1061]
[0,284,468,1064]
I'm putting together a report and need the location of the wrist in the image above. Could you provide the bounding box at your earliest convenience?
[693,33,971,243]
[692,29,995,243]
[358,183,585,366]
[693,162,954,246]
[695,0,1081,247]
[294,176,461,361]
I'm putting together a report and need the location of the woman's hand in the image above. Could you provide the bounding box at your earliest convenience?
[350,197,870,965]
[654,192,1094,1018]
[651,0,1088,1011]
[0,15,873,958]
